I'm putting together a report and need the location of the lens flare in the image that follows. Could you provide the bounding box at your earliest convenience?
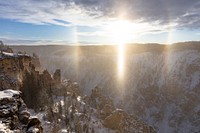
[118,44,125,80]
[107,20,133,80]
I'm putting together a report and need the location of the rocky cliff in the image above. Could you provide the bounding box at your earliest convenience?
[0,43,62,109]
[0,43,58,132]
[0,51,31,90]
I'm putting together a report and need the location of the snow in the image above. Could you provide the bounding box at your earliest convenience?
[2,52,16,57]
[0,122,13,133]
[58,129,68,133]
[0,51,30,59]
[29,116,39,120]
[27,127,39,133]
[0,89,20,99]
[0,123,7,132]
[77,96,81,101]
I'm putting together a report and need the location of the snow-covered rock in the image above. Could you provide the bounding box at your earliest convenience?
[0,89,42,133]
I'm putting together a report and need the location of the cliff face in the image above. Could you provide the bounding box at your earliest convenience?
[0,52,31,90]
[21,66,61,109]
[0,45,62,132]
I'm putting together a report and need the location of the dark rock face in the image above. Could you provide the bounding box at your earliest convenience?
[19,110,31,124]
[53,69,61,84]
[0,89,42,133]
[27,117,43,133]
[21,67,62,109]
[31,53,41,71]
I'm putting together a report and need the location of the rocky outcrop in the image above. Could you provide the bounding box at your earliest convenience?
[21,66,61,109]
[0,44,61,110]
[0,43,61,92]
[31,53,41,72]
[90,86,114,110]
[89,87,156,133]
[53,69,61,84]
[0,51,31,90]
[103,109,156,133]
[0,89,42,133]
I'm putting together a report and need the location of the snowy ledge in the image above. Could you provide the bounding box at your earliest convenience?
[0,89,20,99]
[0,51,30,59]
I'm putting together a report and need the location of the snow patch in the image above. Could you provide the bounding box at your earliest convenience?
[0,89,20,99]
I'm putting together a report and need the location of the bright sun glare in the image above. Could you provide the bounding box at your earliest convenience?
[108,20,133,44]
[107,20,133,80]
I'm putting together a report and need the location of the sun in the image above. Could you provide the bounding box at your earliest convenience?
[107,20,134,44]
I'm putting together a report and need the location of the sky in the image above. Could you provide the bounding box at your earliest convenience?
[0,0,200,45]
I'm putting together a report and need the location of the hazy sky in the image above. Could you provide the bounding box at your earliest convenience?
[0,0,200,45]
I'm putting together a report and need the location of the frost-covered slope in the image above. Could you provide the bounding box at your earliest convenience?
[122,50,200,133]
[12,42,200,132]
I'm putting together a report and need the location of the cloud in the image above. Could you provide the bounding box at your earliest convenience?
[0,0,200,30]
